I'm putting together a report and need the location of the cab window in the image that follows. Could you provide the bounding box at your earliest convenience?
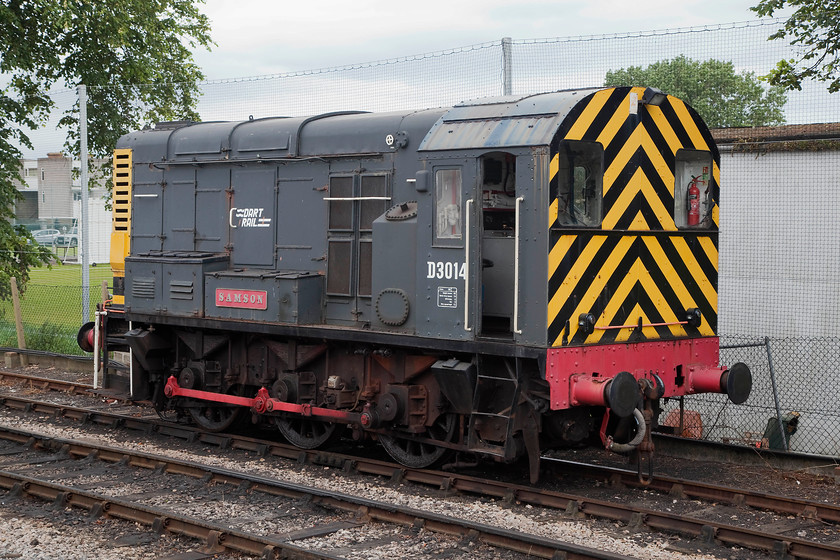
[674,150,713,229]
[435,168,462,242]
[556,142,602,227]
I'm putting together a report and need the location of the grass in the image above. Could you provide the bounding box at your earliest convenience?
[27,262,113,288]
[0,263,114,355]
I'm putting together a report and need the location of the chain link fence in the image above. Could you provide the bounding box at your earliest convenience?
[660,336,840,458]
[10,17,840,458]
[0,268,108,356]
[0,285,100,354]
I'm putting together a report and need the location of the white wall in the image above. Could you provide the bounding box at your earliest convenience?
[718,149,840,338]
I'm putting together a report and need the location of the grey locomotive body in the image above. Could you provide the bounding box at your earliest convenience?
[81,88,750,480]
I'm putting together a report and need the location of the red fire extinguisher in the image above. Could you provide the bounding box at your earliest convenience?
[687,176,700,226]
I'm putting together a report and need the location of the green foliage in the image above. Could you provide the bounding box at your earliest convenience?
[0,225,53,300]
[0,0,213,300]
[25,321,81,355]
[0,319,82,355]
[752,0,840,92]
[604,56,788,128]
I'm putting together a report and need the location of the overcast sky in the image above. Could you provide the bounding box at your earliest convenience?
[193,0,768,79]
[19,0,782,158]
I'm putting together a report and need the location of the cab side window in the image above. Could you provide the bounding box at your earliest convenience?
[435,168,462,243]
[556,142,603,227]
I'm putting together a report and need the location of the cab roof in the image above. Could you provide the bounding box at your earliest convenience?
[417,88,601,151]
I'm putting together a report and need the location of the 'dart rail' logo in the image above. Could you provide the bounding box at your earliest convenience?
[229,207,271,228]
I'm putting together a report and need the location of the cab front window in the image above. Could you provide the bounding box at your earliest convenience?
[556,142,603,227]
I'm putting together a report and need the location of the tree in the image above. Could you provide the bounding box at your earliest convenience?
[752,0,840,92]
[0,0,213,298]
[604,56,787,128]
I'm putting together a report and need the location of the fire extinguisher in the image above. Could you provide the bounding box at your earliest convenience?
[687,176,700,226]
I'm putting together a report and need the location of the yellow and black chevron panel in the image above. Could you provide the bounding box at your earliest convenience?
[110,148,132,304]
[547,87,720,347]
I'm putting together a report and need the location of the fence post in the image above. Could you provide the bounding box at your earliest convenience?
[501,37,512,96]
[764,336,788,451]
[78,84,90,324]
[10,277,28,367]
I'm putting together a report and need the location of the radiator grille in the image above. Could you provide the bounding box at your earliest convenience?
[169,280,194,300]
[132,277,156,299]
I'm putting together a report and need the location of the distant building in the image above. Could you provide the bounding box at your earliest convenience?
[38,152,75,220]
[14,153,111,264]
[15,158,39,222]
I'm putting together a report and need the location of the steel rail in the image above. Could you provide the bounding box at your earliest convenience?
[1,394,839,559]
[542,457,840,524]
[0,371,93,394]
[0,426,635,560]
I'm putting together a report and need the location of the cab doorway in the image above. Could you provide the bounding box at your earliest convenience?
[479,152,517,337]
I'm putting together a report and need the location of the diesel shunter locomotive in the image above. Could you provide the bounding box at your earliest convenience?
[79,87,751,481]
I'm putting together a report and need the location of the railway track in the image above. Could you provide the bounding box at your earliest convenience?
[0,423,641,560]
[1,370,839,559]
[542,458,840,524]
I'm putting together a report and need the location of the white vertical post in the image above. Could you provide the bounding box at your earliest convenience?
[78,84,90,323]
[129,321,134,398]
[93,310,101,389]
[502,37,513,96]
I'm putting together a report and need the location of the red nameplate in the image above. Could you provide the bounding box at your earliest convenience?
[215,288,268,310]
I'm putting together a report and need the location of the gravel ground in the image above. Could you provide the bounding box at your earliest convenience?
[0,364,836,559]
[0,506,246,559]
[0,412,763,559]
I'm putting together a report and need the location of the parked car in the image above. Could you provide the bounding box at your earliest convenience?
[54,227,78,248]
[31,229,60,245]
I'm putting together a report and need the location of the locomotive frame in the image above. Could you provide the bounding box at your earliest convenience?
[80,87,751,481]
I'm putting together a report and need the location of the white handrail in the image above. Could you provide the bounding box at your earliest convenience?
[464,198,473,332]
[322,196,391,201]
[93,310,103,389]
[514,196,524,335]
[129,320,134,398]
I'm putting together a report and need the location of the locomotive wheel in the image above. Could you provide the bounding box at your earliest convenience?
[379,413,458,469]
[276,416,338,449]
[187,404,240,432]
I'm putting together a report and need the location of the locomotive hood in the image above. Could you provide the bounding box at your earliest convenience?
[116,108,447,163]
